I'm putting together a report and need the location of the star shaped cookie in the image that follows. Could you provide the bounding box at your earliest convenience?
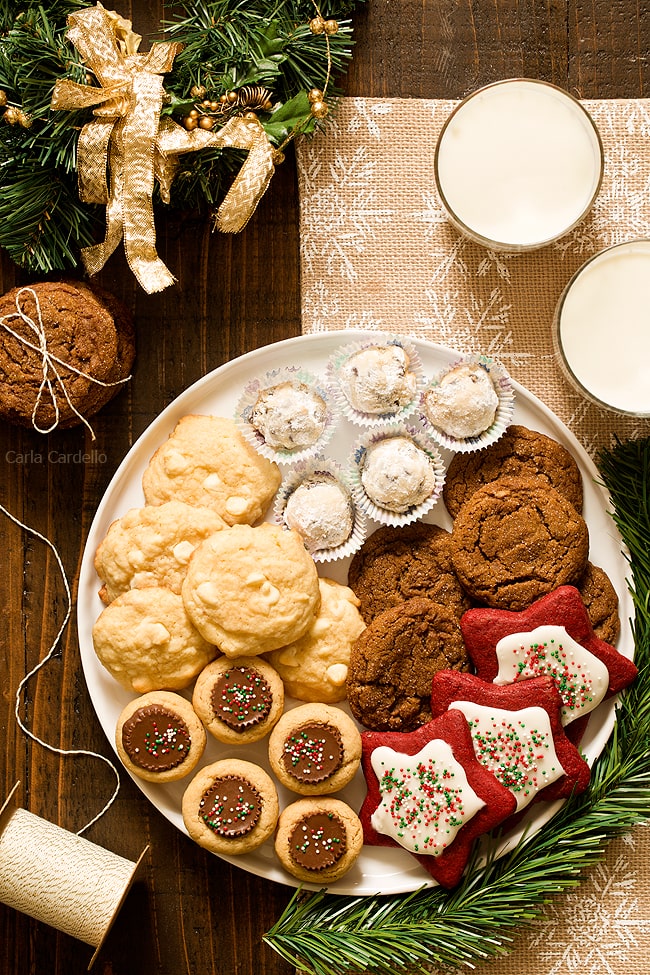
[359,708,517,888]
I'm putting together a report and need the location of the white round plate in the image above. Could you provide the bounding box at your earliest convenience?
[77,331,633,895]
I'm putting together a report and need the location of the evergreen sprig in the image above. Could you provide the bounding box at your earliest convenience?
[0,0,362,274]
[265,436,650,975]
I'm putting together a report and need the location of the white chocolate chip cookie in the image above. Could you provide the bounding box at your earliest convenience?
[265,577,366,703]
[94,500,226,603]
[141,414,281,526]
[92,587,217,693]
[181,523,321,656]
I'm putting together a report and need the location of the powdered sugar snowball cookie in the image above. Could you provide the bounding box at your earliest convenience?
[115,690,207,783]
[94,500,227,603]
[268,702,362,795]
[328,335,422,427]
[265,577,366,703]
[92,587,217,693]
[275,462,366,562]
[182,759,279,855]
[349,425,445,526]
[181,522,321,656]
[142,414,281,526]
[274,797,363,883]
[236,366,335,464]
[420,354,515,452]
[192,655,285,744]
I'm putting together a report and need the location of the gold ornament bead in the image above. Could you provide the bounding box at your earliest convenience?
[244,110,258,120]
[17,110,31,128]
[188,108,200,119]
[308,88,324,103]
[3,106,18,124]
[272,149,285,166]
[309,15,325,33]
[219,93,229,104]
[310,100,328,119]
[0,90,6,106]
[227,91,238,104]
[183,116,198,131]
[198,115,214,130]
[324,19,339,34]
[262,99,273,112]
[191,85,207,98]
[210,100,220,110]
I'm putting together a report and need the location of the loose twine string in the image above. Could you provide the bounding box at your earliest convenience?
[2,502,120,836]
[0,287,131,441]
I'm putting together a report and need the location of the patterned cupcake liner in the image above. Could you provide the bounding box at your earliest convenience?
[235,365,336,466]
[418,353,515,453]
[274,459,367,563]
[326,333,424,428]
[347,423,446,528]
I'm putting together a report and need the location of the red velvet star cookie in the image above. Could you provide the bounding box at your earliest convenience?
[359,708,517,889]
[429,670,591,810]
[459,586,637,737]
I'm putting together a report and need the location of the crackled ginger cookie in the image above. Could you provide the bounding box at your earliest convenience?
[265,577,366,703]
[94,500,226,603]
[142,414,281,526]
[92,587,216,693]
[181,523,321,656]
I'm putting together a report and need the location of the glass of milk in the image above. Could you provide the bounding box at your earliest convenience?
[434,79,604,252]
[553,239,650,416]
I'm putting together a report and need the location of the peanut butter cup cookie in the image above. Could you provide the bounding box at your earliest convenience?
[450,475,589,610]
[268,703,362,796]
[192,655,285,744]
[346,596,469,732]
[443,424,583,518]
[347,522,472,624]
[274,797,363,884]
[116,690,206,783]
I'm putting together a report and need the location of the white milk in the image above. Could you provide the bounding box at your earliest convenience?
[555,240,650,416]
[435,79,603,250]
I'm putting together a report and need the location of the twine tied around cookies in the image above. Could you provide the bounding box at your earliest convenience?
[0,286,131,439]
[50,4,277,293]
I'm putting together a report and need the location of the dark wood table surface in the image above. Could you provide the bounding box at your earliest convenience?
[1,2,648,973]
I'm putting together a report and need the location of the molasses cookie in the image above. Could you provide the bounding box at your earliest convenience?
[274,797,363,884]
[346,596,469,732]
[442,424,583,518]
[192,655,285,744]
[182,759,279,855]
[347,522,472,624]
[268,703,362,796]
[576,562,621,645]
[116,690,207,783]
[450,476,589,611]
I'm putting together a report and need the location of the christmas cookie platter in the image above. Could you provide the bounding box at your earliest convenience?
[77,330,634,894]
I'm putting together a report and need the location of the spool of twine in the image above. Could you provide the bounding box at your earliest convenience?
[0,784,147,967]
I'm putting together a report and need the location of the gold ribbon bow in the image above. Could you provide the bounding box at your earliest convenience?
[51,5,276,293]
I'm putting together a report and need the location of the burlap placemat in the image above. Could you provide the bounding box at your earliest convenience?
[296,97,650,974]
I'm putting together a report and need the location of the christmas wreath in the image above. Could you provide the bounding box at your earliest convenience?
[0,0,362,291]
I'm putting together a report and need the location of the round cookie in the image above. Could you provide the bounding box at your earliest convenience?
[576,562,621,644]
[181,523,320,657]
[347,522,472,624]
[142,414,281,526]
[443,424,583,518]
[182,759,279,855]
[346,596,469,732]
[94,500,226,603]
[192,655,285,744]
[274,797,363,884]
[0,280,134,430]
[265,577,366,703]
[268,703,362,796]
[92,586,216,693]
[115,690,207,783]
[450,475,589,611]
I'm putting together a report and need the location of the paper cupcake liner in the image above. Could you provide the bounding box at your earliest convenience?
[348,423,446,528]
[275,459,367,563]
[326,333,424,428]
[235,365,336,466]
[418,354,515,453]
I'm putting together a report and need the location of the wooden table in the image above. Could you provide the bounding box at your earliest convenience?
[1,2,648,973]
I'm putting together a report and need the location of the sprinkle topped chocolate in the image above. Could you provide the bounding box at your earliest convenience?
[211,665,273,731]
[289,811,347,870]
[281,722,344,784]
[200,775,261,837]
[121,704,191,773]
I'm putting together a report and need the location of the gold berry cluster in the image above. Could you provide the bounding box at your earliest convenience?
[0,90,31,128]
[181,85,275,131]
